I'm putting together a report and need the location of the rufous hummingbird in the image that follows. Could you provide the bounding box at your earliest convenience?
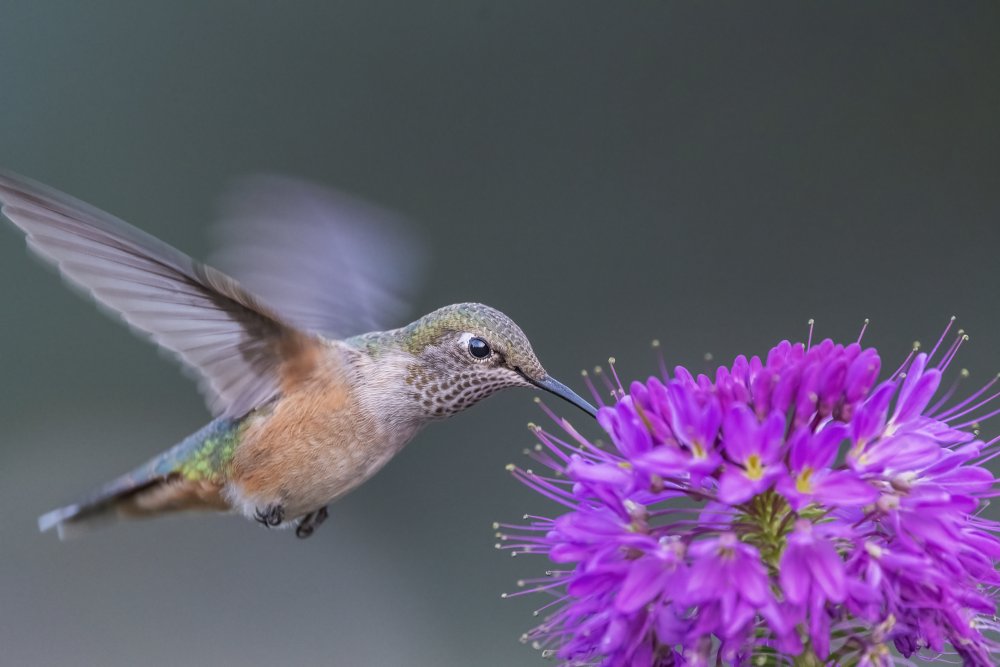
[0,171,596,540]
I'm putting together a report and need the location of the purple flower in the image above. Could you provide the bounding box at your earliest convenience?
[500,320,1000,666]
[717,407,785,504]
[779,520,846,659]
[777,422,878,511]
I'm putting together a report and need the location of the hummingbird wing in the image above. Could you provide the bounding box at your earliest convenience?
[0,171,320,420]
[209,174,426,338]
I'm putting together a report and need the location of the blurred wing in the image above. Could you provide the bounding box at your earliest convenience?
[209,175,426,338]
[0,171,318,419]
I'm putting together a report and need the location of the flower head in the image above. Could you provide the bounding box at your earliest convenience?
[500,320,1000,666]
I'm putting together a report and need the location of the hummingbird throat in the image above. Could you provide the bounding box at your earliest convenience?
[404,365,525,419]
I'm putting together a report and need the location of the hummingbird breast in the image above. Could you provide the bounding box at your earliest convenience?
[225,343,424,521]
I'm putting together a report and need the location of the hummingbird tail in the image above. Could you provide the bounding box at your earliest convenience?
[37,477,229,540]
[37,418,240,540]
[37,500,129,540]
[36,473,162,539]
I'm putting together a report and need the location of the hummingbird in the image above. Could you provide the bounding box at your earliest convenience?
[0,171,596,540]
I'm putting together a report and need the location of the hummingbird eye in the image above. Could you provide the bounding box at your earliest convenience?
[468,337,491,359]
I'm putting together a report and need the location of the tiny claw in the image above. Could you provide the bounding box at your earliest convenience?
[295,506,329,539]
[254,504,285,528]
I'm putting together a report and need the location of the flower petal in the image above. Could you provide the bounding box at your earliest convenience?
[812,470,878,506]
[615,557,667,613]
[717,466,756,505]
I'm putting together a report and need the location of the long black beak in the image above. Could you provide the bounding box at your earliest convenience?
[520,372,598,418]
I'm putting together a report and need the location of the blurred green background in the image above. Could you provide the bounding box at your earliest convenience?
[1,2,999,665]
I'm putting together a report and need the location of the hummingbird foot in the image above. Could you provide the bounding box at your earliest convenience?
[295,506,328,539]
[254,504,285,528]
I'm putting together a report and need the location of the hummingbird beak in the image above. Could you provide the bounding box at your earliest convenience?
[520,372,598,418]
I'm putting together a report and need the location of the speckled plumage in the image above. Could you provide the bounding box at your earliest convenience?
[350,303,547,419]
[2,170,596,539]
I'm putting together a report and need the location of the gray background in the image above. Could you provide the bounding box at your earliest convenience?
[1,2,999,666]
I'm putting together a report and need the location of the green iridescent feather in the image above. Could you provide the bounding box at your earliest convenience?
[347,302,546,377]
[174,421,244,482]
[126,417,245,486]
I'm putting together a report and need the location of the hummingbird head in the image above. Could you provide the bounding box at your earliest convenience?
[394,303,597,420]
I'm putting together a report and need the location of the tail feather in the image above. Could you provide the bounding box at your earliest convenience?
[38,503,85,536]
[39,475,230,540]
[37,478,162,540]
[38,504,80,533]
[38,500,133,540]
[38,418,239,539]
